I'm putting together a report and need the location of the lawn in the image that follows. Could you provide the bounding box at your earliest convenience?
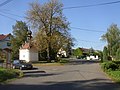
[0,67,23,83]
[101,61,120,83]
[107,71,120,83]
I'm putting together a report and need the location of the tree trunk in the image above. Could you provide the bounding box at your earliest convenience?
[47,42,51,62]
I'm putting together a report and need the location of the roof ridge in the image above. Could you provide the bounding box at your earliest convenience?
[0,33,11,40]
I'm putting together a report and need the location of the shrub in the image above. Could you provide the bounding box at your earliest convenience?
[107,71,120,83]
[116,48,120,60]
[101,61,118,71]
[113,61,120,64]
[0,68,23,82]
[103,46,108,61]
[59,59,69,63]
[112,61,120,70]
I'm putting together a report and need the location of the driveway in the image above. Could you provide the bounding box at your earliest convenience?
[0,59,120,90]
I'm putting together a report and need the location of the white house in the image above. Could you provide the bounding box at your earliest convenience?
[0,33,11,63]
[19,42,38,62]
[87,55,99,60]
[57,48,67,58]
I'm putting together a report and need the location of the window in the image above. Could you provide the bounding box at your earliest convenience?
[23,55,25,57]
[7,42,11,46]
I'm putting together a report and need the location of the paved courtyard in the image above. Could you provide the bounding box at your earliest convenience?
[0,59,120,90]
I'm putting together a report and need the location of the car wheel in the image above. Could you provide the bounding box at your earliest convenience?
[13,66,15,69]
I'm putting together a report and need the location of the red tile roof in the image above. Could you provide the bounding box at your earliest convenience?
[79,47,90,53]
[21,42,31,49]
[0,34,11,41]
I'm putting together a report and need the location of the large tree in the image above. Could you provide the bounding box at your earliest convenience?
[73,48,83,58]
[101,24,120,60]
[26,0,73,62]
[103,46,108,61]
[11,21,29,59]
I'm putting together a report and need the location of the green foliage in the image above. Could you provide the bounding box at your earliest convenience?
[0,49,6,60]
[116,48,120,60]
[0,68,23,82]
[101,24,120,60]
[73,48,83,58]
[101,60,120,83]
[97,50,103,62]
[107,71,120,83]
[89,47,94,55]
[59,59,69,63]
[113,60,120,64]
[11,21,29,59]
[101,61,118,71]
[103,46,108,61]
[112,61,120,70]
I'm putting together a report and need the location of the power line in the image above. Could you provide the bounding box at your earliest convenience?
[0,11,24,18]
[0,13,16,21]
[0,11,106,33]
[0,0,13,7]
[78,39,102,43]
[71,26,105,33]
[63,0,120,9]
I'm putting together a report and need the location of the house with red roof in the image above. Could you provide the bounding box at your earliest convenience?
[0,33,11,49]
[0,33,12,64]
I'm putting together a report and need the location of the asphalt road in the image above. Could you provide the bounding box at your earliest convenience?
[0,59,120,90]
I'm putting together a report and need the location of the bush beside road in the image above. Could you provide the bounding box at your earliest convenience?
[0,67,23,83]
[101,61,120,83]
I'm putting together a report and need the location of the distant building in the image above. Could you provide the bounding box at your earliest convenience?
[86,55,99,60]
[79,47,99,60]
[19,42,38,62]
[0,33,11,49]
[57,48,67,58]
[19,30,39,62]
[0,33,12,63]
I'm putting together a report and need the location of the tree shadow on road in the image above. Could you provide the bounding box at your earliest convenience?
[0,78,120,90]
[22,70,60,78]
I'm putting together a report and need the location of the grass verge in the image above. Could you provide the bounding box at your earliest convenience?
[101,61,120,83]
[0,67,23,83]
[33,59,69,66]
[107,71,120,83]
[33,63,63,66]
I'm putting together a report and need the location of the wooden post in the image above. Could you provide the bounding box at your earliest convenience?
[3,48,12,69]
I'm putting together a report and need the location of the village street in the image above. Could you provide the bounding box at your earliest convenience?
[0,59,120,90]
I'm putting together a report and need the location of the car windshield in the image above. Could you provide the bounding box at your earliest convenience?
[20,60,27,64]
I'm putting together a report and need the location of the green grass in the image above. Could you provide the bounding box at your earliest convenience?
[32,58,69,66]
[0,67,23,83]
[59,59,69,64]
[101,61,120,83]
[107,71,120,83]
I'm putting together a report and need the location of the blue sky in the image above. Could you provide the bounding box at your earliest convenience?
[0,0,120,50]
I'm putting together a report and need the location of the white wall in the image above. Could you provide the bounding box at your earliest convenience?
[19,49,30,62]
[87,55,99,60]
[19,49,38,62]
[29,50,38,62]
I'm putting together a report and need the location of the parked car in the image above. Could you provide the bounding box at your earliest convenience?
[12,60,33,70]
